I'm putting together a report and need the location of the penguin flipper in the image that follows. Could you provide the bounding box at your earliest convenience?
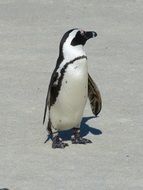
[43,70,59,124]
[88,73,102,116]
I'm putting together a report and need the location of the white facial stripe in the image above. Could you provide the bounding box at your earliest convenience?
[64,29,78,45]
[62,29,86,60]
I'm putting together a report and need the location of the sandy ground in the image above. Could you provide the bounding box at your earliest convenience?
[0,0,143,189]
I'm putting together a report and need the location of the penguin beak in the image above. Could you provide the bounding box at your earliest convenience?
[85,31,97,40]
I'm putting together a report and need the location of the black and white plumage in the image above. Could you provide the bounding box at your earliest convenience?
[43,29,102,148]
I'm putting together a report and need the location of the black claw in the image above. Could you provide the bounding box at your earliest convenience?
[64,143,69,147]
[52,135,68,149]
[71,136,92,144]
[83,138,92,143]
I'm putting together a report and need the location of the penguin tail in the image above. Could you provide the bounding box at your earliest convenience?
[43,104,47,124]
[43,96,49,124]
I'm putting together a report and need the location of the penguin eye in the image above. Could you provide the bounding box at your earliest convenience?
[80,30,85,36]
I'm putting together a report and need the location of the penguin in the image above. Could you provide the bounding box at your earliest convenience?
[43,28,102,148]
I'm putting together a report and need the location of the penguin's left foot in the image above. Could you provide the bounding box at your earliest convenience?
[52,135,69,149]
[71,128,92,144]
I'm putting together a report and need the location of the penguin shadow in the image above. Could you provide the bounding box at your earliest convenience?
[59,116,102,141]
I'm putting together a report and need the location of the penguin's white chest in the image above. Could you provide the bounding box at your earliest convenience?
[50,58,88,131]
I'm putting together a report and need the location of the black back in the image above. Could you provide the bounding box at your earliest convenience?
[43,29,76,124]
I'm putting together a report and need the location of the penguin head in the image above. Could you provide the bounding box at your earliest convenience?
[58,29,97,61]
[70,29,97,46]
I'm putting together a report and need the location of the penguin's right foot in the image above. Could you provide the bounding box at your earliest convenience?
[52,135,68,149]
[71,128,92,144]
[71,135,92,144]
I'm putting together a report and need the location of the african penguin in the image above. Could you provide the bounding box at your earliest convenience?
[43,28,102,148]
